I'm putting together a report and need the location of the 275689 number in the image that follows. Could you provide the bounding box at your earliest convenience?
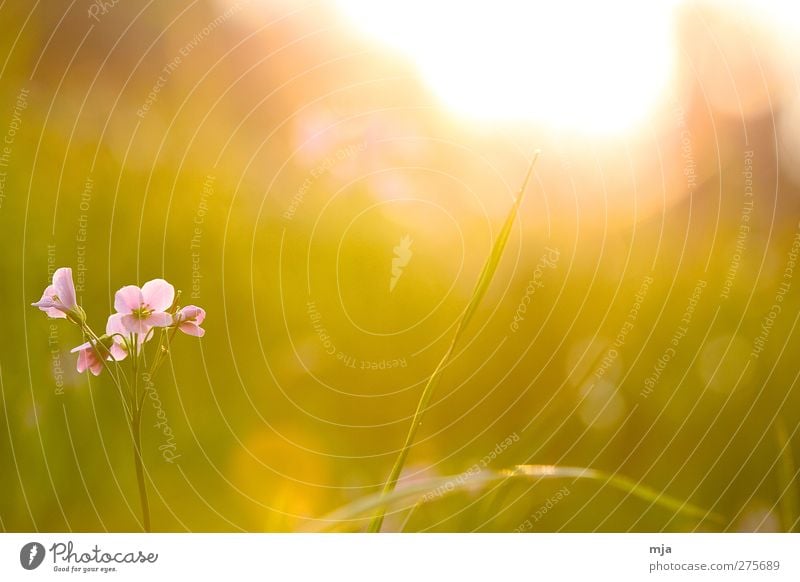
[735,561,780,571]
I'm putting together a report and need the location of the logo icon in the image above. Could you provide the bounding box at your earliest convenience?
[390,234,413,292]
[20,542,45,570]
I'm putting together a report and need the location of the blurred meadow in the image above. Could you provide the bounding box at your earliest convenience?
[1,0,800,532]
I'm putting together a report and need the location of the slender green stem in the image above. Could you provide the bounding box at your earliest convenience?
[79,317,152,531]
[147,293,182,378]
[131,407,151,532]
[367,153,540,532]
[127,318,180,532]
[129,331,152,532]
[132,333,139,408]
[82,324,132,420]
[148,326,180,379]
[316,464,725,532]
[367,342,458,532]
[775,419,798,532]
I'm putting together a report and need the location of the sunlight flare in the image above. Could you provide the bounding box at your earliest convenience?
[333,0,681,135]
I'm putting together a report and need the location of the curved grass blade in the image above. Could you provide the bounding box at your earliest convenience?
[775,418,799,532]
[313,464,725,532]
[368,153,540,532]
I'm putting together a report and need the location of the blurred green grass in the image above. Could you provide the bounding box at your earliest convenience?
[0,1,799,533]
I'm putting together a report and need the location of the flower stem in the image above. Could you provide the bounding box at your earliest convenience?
[77,314,152,530]
[367,153,540,532]
[131,408,151,532]
[148,326,179,378]
[81,324,132,420]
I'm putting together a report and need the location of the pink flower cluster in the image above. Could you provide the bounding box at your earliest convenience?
[33,267,206,376]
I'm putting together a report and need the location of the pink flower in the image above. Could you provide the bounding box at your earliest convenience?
[105,312,153,357]
[72,344,103,376]
[70,316,131,375]
[113,279,174,334]
[105,313,136,358]
[174,305,206,337]
[32,267,80,320]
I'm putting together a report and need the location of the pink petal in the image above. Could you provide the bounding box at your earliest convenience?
[32,285,57,308]
[121,314,149,335]
[106,313,127,336]
[178,322,205,337]
[146,312,172,328]
[178,305,206,325]
[44,306,67,319]
[76,351,89,373]
[141,279,175,312]
[32,286,67,318]
[114,285,143,314]
[70,341,93,353]
[108,313,149,353]
[52,268,77,309]
[76,349,101,376]
[108,343,128,362]
[89,356,103,376]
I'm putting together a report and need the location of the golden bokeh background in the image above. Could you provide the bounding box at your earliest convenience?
[1,0,799,532]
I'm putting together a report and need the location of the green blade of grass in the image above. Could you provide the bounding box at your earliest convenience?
[775,418,799,532]
[367,153,540,532]
[510,465,723,526]
[450,151,540,348]
[312,464,725,532]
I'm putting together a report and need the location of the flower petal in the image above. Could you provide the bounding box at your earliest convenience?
[70,341,93,353]
[114,285,143,314]
[108,343,128,362]
[52,267,77,310]
[89,356,103,376]
[76,350,88,373]
[178,322,205,337]
[44,307,67,319]
[141,279,175,312]
[31,285,57,309]
[106,313,127,336]
[108,313,149,353]
[121,314,149,335]
[146,312,172,328]
[32,286,68,318]
[178,305,205,325]
[76,349,101,375]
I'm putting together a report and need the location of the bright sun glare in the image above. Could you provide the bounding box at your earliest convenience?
[333,0,682,135]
